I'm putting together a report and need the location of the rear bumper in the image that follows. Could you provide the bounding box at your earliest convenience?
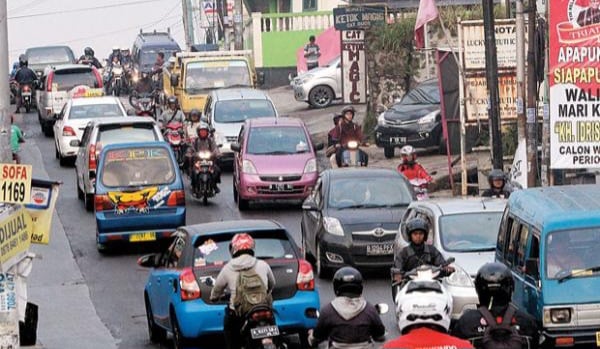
[95,208,186,243]
[543,326,600,347]
[238,173,318,201]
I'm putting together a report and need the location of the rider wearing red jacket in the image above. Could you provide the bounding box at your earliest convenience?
[396,145,432,182]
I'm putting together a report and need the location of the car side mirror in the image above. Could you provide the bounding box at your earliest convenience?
[137,254,159,268]
[230,142,241,152]
[313,142,324,151]
[302,198,319,211]
[257,71,265,86]
[525,258,539,278]
[170,73,179,87]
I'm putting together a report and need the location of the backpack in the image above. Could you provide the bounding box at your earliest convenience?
[233,267,272,317]
[478,305,525,349]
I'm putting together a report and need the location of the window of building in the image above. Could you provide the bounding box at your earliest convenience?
[303,0,317,11]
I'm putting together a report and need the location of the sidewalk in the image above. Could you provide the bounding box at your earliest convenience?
[22,140,117,349]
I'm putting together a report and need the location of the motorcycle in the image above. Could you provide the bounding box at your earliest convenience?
[164,122,185,168]
[191,150,217,205]
[129,91,156,118]
[329,140,369,168]
[108,64,124,96]
[19,83,34,113]
[410,178,431,200]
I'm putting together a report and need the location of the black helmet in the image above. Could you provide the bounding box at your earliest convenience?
[332,113,341,125]
[84,47,94,57]
[196,122,210,139]
[190,109,201,120]
[333,267,363,298]
[18,54,27,67]
[475,262,514,307]
[404,217,429,242]
[488,169,505,188]
[167,96,178,106]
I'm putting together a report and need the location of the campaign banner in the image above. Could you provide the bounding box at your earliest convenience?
[549,0,600,168]
[24,179,60,245]
[0,207,32,273]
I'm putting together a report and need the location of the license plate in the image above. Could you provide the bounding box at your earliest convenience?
[391,137,406,144]
[596,331,600,346]
[250,325,280,339]
[269,183,291,191]
[366,243,394,256]
[130,232,156,242]
[22,92,31,97]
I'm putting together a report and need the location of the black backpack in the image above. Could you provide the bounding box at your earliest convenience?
[478,305,525,349]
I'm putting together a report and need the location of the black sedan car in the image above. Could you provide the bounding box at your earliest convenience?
[375,79,442,158]
[300,168,416,278]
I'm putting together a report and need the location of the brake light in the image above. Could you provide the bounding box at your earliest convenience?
[89,143,98,171]
[297,259,315,290]
[22,85,31,92]
[180,267,201,301]
[251,310,273,321]
[62,126,76,137]
[94,194,113,211]
[46,71,54,92]
[167,190,185,206]
[92,68,103,88]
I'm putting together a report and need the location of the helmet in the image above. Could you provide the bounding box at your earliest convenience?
[112,46,120,52]
[18,54,27,67]
[474,262,514,308]
[190,109,201,121]
[333,267,363,298]
[341,105,355,118]
[332,113,341,125]
[400,145,416,164]
[488,169,505,188]
[84,47,94,57]
[196,122,210,139]
[397,290,452,334]
[230,233,255,257]
[403,217,430,242]
[168,56,177,66]
[167,96,178,107]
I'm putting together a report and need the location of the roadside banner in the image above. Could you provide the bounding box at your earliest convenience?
[24,179,61,245]
[0,272,18,349]
[0,164,31,205]
[549,0,600,168]
[0,207,32,272]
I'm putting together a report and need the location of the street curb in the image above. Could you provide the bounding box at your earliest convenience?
[21,140,118,349]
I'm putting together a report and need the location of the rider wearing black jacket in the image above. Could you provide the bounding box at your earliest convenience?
[14,56,38,113]
[78,47,102,69]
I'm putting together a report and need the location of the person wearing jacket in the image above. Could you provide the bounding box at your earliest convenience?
[77,47,102,69]
[481,169,511,198]
[396,145,432,182]
[210,233,275,349]
[309,267,386,348]
[189,121,221,194]
[14,55,38,114]
[335,106,368,167]
[158,96,185,127]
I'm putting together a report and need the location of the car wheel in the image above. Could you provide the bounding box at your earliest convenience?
[145,295,166,343]
[59,154,69,167]
[384,146,395,159]
[233,183,238,203]
[315,242,331,279]
[170,310,190,349]
[237,187,249,211]
[42,122,53,137]
[85,193,94,212]
[76,174,84,200]
[438,133,447,155]
[55,145,59,159]
[308,85,334,108]
[301,226,314,263]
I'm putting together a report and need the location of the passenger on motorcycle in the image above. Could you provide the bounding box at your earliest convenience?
[397,145,432,182]
[335,106,368,167]
[210,233,275,349]
[326,113,341,158]
[189,121,221,194]
[107,46,122,68]
[134,71,154,95]
[308,267,386,349]
[481,169,511,198]
[383,287,474,349]
[185,109,203,142]
[120,47,131,65]
[452,263,539,349]
[158,96,185,128]
[77,47,102,69]
[14,55,38,114]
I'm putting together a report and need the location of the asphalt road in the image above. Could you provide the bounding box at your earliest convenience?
[17,91,400,349]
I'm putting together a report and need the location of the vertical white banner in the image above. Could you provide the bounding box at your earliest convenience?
[341,30,367,104]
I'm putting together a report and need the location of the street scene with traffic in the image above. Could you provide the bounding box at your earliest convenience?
[1,0,599,348]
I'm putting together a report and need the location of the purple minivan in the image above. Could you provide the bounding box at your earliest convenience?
[231,117,324,210]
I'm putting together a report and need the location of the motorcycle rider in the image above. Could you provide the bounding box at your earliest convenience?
[335,105,368,167]
[210,233,275,349]
[77,47,102,69]
[189,121,221,194]
[185,109,203,142]
[134,71,154,95]
[152,52,165,76]
[107,46,121,68]
[158,96,185,128]
[481,169,511,198]
[397,145,432,182]
[452,263,539,348]
[14,55,38,114]
[308,267,386,349]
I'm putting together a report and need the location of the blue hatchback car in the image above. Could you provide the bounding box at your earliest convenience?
[138,220,320,348]
[94,142,186,251]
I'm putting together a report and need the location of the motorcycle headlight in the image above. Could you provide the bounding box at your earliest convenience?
[242,160,257,174]
[198,151,211,160]
[323,217,344,236]
[303,158,317,173]
[445,266,473,287]
[347,140,359,149]
[417,111,438,125]
[377,112,387,126]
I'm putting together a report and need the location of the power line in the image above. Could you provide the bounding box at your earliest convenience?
[9,0,48,14]
[8,0,165,20]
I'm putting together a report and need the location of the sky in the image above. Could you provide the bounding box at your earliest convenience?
[6,0,186,65]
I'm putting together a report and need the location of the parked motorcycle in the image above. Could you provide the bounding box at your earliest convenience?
[129,91,156,118]
[191,150,217,205]
[108,63,124,96]
[164,122,185,168]
[19,83,34,113]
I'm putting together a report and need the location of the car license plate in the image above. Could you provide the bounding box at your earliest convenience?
[366,243,394,256]
[391,137,406,144]
[270,183,291,191]
[250,325,280,339]
[130,232,156,242]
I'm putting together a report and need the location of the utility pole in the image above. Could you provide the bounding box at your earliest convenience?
[482,0,504,169]
[541,0,551,186]
[181,0,192,48]
[233,0,243,50]
[0,2,11,164]
[526,0,538,187]
[516,0,526,161]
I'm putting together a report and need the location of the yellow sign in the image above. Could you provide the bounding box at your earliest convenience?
[0,164,31,205]
[25,181,60,245]
[0,207,32,271]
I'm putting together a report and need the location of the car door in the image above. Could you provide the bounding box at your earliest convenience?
[76,124,92,190]
[233,125,245,188]
[302,177,323,255]
[53,103,68,150]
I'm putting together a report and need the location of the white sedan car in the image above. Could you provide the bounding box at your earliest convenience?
[53,95,127,166]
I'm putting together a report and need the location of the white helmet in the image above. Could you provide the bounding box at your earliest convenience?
[400,145,415,157]
[396,282,452,334]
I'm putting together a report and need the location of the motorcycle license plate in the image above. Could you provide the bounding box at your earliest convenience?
[390,137,406,144]
[367,243,394,256]
[201,160,213,166]
[250,325,279,339]
[270,183,292,191]
[130,232,156,242]
[22,92,31,97]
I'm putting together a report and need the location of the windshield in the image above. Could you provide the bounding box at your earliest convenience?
[546,228,600,279]
[97,124,159,145]
[184,60,251,92]
[247,126,310,155]
[394,82,440,108]
[53,70,98,91]
[439,212,503,252]
[101,147,175,187]
[69,103,124,120]
[214,99,276,123]
[26,47,73,65]
[328,177,412,209]
[192,231,295,267]
[140,49,178,67]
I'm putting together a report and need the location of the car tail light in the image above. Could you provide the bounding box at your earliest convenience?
[297,259,315,291]
[251,309,273,321]
[167,190,185,206]
[46,72,54,92]
[93,68,103,88]
[94,194,113,211]
[22,85,31,92]
[89,144,97,171]
[62,126,76,137]
[180,267,201,301]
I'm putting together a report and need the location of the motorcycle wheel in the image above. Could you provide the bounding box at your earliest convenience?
[203,195,208,206]
[25,103,31,113]
[115,80,121,97]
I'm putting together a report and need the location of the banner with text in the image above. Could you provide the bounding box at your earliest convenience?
[24,179,60,245]
[0,207,32,272]
[549,0,600,168]
[461,19,526,70]
[341,30,367,104]
[465,74,519,122]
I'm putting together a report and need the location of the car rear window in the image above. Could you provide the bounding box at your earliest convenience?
[192,230,295,267]
[53,69,98,91]
[97,123,158,145]
[69,103,123,119]
[27,47,73,65]
[100,147,175,187]
[247,126,310,155]
[214,99,276,123]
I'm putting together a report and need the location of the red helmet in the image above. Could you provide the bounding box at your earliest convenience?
[230,233,255,256]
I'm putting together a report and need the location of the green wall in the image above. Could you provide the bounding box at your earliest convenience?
[262,29,323,67]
